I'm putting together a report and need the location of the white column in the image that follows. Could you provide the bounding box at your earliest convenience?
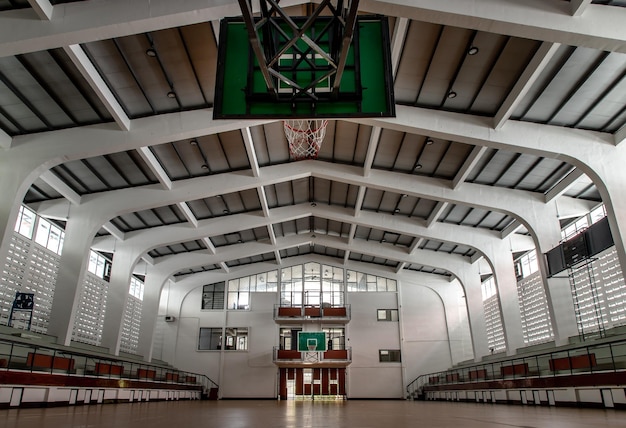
[46,208,102,345]
[457,267,488,361]
[137,270,167,362]
[99,245,137,355]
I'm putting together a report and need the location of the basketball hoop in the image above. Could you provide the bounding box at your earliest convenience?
[284,119,328,161]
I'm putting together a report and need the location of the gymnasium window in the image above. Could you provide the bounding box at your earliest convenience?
[228,270,278,310]
[198,327,222,350]
[202,282,225,309]
[379,349,401,362]
[346,270,397,292]
[377,309,399,321]
[224,327,248,350]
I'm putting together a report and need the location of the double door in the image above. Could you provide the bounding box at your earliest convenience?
[279,367,345,399]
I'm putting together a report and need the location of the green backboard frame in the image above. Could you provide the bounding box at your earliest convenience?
[214,16,395,119]
[297,331,327,352]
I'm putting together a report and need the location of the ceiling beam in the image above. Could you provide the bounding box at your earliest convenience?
[426,201,448,227]
[544,168,584,203]
[0,129,11,149]
[202,237,216,255]
[27,0,53,20]
[359,0,626,53]
[452,145,487,189]
[493,42,561,130]
[390,17,409,77]
[500,220,522,239]
[616,124,626,146]
[2,0,625,56]
[176,202,198,227]
[363,127,382,177]
[242,127,260,178]
[40,170,81,205]
[103,221,125,241]
[137,146,172,190]
[570,0,592,16]
[63,44,131,131]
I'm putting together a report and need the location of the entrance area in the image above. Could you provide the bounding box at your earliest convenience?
[279,368,346,400]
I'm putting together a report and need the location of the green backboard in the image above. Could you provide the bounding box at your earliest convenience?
[297,331,327,352]
[214,16,395,119]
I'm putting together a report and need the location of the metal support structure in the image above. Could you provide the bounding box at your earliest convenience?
[237,0,360,102]
[568,258,606,340]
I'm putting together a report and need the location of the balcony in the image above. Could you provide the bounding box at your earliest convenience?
[274,304,350,324]
[273,346,352,367]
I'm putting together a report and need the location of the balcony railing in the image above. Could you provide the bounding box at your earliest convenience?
[406,336,626,399]
[273,346,352,365]
[0,336,217,396]
[274,304,350,322]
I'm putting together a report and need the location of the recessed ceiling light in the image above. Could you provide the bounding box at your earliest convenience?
[381,238,387,242]
[167,91,176,98]
[146,48,157,57]
[394,208,400,213]
[237,239,243,243]
[311,234,316,239]
[201,164,209,169]
[224,209,230,214]
[468,46,479,56]
[190,139,198,146]
[414,164,423,170]
[447,91,457,99]
[401,194,408,198]
[425,138,434,145]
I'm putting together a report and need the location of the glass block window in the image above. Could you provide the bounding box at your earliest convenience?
[484,293,506,353]
[72,271,108,345]
[120,277,144,354]
[518,271,553,345]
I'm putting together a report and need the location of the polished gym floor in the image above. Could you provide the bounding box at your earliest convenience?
[2,400,626,428]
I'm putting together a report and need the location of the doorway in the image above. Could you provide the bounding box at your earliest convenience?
[279,367,345,400]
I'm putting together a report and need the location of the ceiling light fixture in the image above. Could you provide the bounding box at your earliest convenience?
[167,91,177,99]
[414,164,423,170]
[468,46,479,55]
[310,202,317,207]
[401,194,408,198]
[201,164,209,169]
[447,91,457,99]
[425,138,434,145]
[190,139,198,146]
[146,48,157,57]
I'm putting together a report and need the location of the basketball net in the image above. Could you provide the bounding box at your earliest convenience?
[284,119,328,161]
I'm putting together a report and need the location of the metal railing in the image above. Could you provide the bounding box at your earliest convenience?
[273,346,352,363]
[0,336,218,394]
[406,337,626,399]
[273,304,351,319]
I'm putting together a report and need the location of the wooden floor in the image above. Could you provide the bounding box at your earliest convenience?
[2,400,626,428]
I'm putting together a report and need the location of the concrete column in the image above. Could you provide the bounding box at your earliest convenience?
[457,266,488,361]
[137,270,168,362]
[99,245,138,355]
[46,208,102,345]
[484,245,525,356]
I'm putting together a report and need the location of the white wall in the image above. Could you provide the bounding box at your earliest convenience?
[161,265,470,399]
[400,277,465,385]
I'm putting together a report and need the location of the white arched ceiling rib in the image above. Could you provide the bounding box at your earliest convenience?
[91,203,534,282]
[149,234,471,286]
[36,160,577,253]
[1,0,624,57]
